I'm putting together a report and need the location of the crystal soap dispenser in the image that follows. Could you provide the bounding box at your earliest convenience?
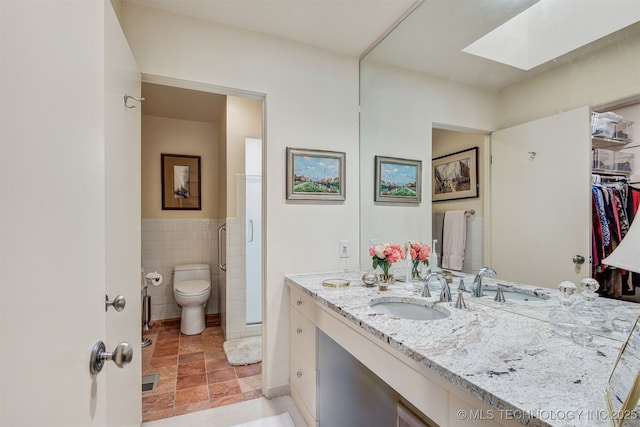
[548,281,577,337]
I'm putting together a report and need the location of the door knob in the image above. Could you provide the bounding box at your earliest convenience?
[105,294,126,312]
[90,341,133,375]
[572,255,586,265]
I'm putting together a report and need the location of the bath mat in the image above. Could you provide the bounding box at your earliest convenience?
[223,335,262,365]
[230,412,294,427]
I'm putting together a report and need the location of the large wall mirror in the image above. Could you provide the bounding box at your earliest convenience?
[360,0,640,291]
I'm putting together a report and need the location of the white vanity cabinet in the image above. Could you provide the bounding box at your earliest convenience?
[286,275,544,427]
[289,286,318,427]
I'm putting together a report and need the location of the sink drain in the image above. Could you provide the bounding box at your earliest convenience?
[142,373,158,392]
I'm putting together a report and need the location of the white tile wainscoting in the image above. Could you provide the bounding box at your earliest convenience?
[142,218,224,322]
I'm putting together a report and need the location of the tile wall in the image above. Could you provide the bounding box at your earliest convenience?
[141,218,225,322]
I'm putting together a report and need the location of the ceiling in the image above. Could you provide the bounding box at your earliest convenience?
[125,0,420,57]
[366,0,640,91]
[141,83,226,123]
[129,0,640,97]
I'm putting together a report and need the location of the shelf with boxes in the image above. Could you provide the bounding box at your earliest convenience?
[592,111,635,176]
[593,148,634,175]
[592,111,634,143]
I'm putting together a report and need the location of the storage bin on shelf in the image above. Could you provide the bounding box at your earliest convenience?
[591,111,634,142]
[614,151,634,173]
[592,148,635,174]
[593,148,615,171]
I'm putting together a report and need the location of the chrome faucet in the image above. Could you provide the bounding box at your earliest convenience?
[423,272,452,302]
[472,267,497,297]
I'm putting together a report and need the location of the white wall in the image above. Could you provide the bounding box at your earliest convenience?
[120,3,360,395]
[497,34,640,129]
[359,62,497,268]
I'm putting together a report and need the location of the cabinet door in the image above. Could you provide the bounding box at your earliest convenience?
[490,106,591,287]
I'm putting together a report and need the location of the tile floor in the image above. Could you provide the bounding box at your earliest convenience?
[142,395,307,427]
[141,316,262,422]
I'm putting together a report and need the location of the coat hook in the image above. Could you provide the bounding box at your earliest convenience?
[528,151,537,161]
[124,94,145,109]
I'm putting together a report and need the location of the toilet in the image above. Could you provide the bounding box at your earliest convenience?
[173,264,211,335]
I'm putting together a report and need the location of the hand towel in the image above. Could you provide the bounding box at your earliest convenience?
[442,210,466,271]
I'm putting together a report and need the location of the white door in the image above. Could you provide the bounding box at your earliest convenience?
[490,106,591,287]
[0,3,140,426]
[104,3,142,426]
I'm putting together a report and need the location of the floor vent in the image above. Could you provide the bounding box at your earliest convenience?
[142,373,159,393]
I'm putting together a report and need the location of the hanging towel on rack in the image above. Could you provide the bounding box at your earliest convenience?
[442,210,466,271]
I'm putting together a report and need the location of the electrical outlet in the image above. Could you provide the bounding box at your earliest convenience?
[339,240,350,258]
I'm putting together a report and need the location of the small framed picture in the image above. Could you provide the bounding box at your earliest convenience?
[432,147,478,202]
[286,148,346,201]
[374,156,422,203]
[161,153,201,210]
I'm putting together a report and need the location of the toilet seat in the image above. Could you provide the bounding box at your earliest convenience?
[175,279,210,296]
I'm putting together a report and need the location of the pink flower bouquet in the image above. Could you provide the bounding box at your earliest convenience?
[409,241,431,278]
[369,242,405,278]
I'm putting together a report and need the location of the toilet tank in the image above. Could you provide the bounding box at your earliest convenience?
[173,264,210,284]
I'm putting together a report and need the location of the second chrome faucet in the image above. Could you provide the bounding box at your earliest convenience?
[472,267,497,297]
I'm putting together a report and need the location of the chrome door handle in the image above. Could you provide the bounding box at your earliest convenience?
[572,255,586,265]
[105,294,126,312]
[89,341,133,375]
[218,223,226,271]
[248,220,254,243]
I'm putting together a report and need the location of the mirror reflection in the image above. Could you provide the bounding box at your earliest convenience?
[360,0,640,304]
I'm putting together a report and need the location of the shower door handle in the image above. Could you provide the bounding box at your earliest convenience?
[218,223,226,271]
[248,220,254,243]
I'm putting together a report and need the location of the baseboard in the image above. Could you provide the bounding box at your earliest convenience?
[264,383,290,399]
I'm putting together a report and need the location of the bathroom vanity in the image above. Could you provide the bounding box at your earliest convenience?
[285,271,640,427]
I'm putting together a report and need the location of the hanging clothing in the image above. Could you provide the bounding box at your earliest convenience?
[592,180,639,298]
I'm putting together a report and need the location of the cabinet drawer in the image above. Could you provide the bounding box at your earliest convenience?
[290,351,317,418]
[289,286,316,321]
[290,308,317,366]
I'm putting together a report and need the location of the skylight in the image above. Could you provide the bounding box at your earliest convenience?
[462,0,640,71]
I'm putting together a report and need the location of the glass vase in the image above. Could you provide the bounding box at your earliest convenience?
[411,260,422,280]
[378,267,394,291]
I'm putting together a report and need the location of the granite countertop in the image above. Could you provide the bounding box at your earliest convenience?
[285,270,640,427]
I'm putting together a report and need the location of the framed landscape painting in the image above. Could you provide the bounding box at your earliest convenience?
[374,156,422,203]
[286,148,346,201]
[432,147,478,202]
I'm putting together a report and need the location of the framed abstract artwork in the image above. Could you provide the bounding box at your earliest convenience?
[161,153,201,210]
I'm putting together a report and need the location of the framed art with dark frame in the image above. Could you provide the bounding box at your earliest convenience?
[286,147,346,201]
[161,153,201,210]
[432,147,478,202]
[374,156,422,203]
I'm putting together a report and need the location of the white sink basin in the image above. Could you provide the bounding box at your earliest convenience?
[370,297,450,320]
